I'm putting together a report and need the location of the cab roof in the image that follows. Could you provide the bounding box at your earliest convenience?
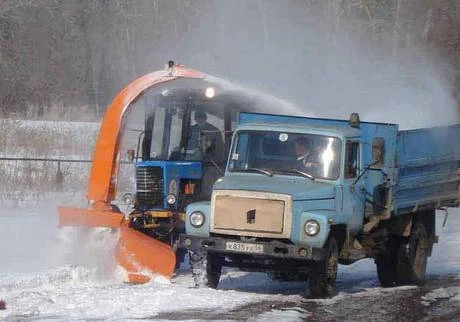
[236,111,398,138]
[235,122,361,137]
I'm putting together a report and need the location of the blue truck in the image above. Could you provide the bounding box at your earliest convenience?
[179,111,460,297]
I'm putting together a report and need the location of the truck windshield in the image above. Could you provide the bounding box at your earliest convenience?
[228,131,341,180]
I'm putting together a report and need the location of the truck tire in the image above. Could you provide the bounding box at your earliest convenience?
[189,251,222,289]
[375,238,398,287]
[395,222,429,285]
[376,254,397,287]
[309,237,339,298]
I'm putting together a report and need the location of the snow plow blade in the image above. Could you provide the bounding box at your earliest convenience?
[118,225,176,283]
[58,206,176,283]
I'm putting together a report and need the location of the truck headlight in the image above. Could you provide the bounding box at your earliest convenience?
[189,211,205,228]
[166,194,177,205]
[304,220,320,236]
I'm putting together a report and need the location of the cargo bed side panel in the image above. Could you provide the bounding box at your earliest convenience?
[394,125,460,214]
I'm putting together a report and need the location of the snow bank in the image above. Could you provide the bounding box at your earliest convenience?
[0,267,301,321]
[422,286,460,305]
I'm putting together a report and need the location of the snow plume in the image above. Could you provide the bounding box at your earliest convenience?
[167,1,458,129]
[0,204,119,283]
[204,74,302,116]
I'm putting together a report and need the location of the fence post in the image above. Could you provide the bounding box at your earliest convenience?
[56,161,64,191]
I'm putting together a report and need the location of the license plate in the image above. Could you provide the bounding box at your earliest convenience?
[225,241,264,254]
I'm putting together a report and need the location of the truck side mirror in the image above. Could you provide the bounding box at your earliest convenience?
[371,138,385,168]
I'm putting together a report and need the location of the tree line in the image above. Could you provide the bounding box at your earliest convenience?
[0,0,459,120]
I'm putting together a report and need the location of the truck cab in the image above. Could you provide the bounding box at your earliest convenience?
[180,112,459,297]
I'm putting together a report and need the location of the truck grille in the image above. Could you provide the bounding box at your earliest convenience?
[136,166,164,207]
[211,190,292,238]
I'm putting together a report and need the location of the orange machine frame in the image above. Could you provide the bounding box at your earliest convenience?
[59,64,205,282]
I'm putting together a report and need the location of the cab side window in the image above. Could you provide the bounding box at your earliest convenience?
[345,141,359,179]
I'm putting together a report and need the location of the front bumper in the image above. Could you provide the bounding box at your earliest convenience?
[178,234,326,261]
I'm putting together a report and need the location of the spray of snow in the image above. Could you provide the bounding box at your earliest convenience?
[0,204,119,281]
[204,74,302,116]
[169,2,459,130]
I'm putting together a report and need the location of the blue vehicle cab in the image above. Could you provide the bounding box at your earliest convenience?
[180,111,460,297]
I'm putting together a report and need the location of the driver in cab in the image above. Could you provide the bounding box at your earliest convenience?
[187,111,224,163]
[294,137,318,175]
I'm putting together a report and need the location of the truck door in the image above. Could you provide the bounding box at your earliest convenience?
[342,140,365,232]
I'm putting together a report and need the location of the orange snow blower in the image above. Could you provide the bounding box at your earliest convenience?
[58,62,205,283]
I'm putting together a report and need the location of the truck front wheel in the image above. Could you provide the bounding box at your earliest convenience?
[309,237,339,298]
[189,251,222,289]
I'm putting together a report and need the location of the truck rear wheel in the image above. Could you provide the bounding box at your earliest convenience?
[396,222,429,285]
[376,238,398,287]
[189,251,222,289]
[376,222,429,287]
[309,237,338,298]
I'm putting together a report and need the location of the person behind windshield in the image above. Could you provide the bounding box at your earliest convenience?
[187,111,224,163]
[294,137,318,175]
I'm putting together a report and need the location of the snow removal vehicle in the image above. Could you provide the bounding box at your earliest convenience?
[58,63,270,283]
[179,111,460,297]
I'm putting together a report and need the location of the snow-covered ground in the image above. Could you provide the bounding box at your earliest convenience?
[0,203,459,321]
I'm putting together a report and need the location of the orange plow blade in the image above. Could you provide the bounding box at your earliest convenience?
[58,206,176,283]
[118,225,176,283]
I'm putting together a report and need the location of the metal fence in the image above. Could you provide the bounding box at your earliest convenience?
[0,157,135,201]
[0,157,91,191]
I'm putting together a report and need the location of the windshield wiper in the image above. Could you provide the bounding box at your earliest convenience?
[286,169,315,180]
[239,167,273,177]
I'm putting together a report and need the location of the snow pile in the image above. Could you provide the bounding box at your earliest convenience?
[421,286,460,306]
[0,268,299,321]
[0,265,99,292]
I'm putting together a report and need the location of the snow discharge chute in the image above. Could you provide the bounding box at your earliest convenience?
[58,63,205,283]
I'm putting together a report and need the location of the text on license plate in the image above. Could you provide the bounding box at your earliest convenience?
[225,241,264,253]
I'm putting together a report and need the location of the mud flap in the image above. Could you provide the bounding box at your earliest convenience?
[58,206,176,283]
